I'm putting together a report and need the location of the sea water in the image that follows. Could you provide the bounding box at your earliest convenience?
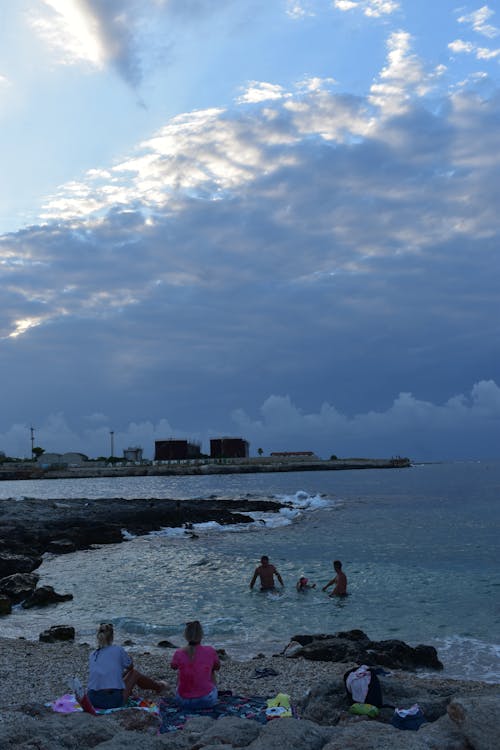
[0,462,499,682]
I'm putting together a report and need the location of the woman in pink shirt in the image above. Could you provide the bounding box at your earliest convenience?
[171,620,220,709]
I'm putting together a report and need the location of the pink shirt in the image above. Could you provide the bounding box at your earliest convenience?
[171,645,220,698]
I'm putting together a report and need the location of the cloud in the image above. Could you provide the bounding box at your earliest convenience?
[458,5,499,39]
[231,381,500,461]
[334,0,399,18]
[369,31,444,117]
[1,29,500,460]
[2,381,499,460]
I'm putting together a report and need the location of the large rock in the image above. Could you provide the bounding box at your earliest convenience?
[0,552,42,577]
[447,694,500,750]
[321,721,429,749]
[0,594,12,615]
[289,630,443,670]
[22,585,73,609]
[194,715,262,747]
[0,572,39,603]
[246,717,334,750]
[39,625,75,642]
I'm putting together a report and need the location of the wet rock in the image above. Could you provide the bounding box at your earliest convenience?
[22,585,73,609]
[288,630,443,671]
[0,572,39,603]
[46,539,78,554]
[0,552,42,577]
[157,640,177,648]
[39,625,75,642]
[0,594,12,615]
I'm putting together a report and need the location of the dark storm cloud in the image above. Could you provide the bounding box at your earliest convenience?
[1,62,500,458]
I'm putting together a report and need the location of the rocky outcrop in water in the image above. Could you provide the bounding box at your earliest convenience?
[0,496,283,574]
[287,630,443,671]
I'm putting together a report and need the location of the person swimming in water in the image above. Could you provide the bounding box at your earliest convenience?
[296,575,316,592]
[249,555,284,591]
[322,560,348,597]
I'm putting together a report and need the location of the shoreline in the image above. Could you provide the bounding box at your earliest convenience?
[0,456,411,481]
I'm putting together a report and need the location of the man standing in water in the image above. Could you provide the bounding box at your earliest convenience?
[250,555,284,591]
[322,560,347,597]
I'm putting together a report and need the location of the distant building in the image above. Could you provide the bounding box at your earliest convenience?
[123,446,143,462]
[210,437,249,459]
[155,440,201,461]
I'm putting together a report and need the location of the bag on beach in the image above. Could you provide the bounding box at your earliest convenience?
[391,704,426,731]
[344,665,383,708]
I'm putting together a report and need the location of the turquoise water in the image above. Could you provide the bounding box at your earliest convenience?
[1,462,499,681]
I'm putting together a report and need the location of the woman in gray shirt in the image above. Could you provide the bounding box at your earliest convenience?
[88,623,166,709]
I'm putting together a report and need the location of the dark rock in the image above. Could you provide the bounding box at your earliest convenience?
[0,594,12,615]
[289,630,443,671]
[22,585,73,609]
[39,625,75,642]
[157,640,177,648]
[0,572,39,603]
[0,552,42,577]
[46,539,78,554]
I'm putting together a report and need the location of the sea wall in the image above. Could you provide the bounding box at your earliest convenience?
[0,457,410,481]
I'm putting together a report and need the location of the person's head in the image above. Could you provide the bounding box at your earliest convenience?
[334,560,342,572]
[298,576,308,587]
[96,622,114,649]
[260,555,269,566]
[184,620,203,646]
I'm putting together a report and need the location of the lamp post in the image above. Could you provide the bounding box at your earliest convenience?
[110,431,114,459]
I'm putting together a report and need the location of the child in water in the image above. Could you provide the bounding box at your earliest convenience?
[296,575,316,592]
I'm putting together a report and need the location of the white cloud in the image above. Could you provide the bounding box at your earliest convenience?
[1,381,498,460]
[231,381,500,460]
[458,5,499,39]
[449,38,500,62]
[369,30,438,117]
[286,1,315,19]
[238,81,287,104]
[334,0,399,18]
[30,0,107,70]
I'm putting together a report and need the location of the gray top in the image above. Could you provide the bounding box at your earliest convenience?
[87,645,131,691]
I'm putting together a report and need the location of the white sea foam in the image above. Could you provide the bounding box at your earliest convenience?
[141,491,337,539]
[433,635,500,683]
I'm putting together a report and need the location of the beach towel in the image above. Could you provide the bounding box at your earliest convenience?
[158,691,270,733]
[48,693,159,716]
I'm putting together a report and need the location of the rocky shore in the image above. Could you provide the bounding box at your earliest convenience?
[0,633,498,749]
[1,492,498,748]
[0,495,283,614]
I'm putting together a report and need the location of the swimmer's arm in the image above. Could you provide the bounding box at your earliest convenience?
[322,576,336,592]
[276,571,284,587]
[250,569,258,589]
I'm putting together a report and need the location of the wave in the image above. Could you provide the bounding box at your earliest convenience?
[130,490,338,539]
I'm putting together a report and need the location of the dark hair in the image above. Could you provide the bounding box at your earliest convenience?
[334,560,342,569]
[260,555,269,563]
[96,622,114,649]
[184,620,203,658]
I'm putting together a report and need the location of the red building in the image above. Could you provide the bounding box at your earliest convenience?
[155,440,201,461]
[210,437,249,459]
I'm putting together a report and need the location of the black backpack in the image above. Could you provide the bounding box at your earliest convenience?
[343,666,383,708]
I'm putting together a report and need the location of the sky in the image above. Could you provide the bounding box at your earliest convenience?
[1,0,500,461]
